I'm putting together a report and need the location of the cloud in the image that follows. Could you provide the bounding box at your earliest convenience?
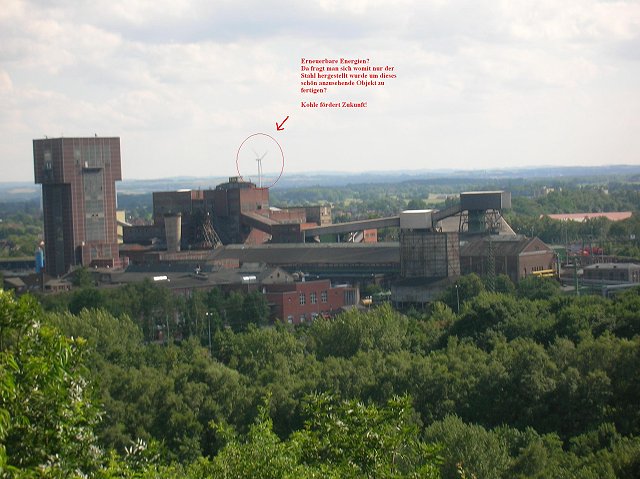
[1,0,639,181]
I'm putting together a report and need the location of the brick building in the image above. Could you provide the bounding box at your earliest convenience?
[121,178,334,250]
[460,235,556,283]
[265,279,359,324]
[34,137,122,276]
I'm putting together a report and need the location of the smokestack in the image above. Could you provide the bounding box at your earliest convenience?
[164,213,182,253]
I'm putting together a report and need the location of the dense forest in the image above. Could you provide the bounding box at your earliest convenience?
[0,199,42,258]
[2,274,640,477]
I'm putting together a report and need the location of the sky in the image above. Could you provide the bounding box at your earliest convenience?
[1,0,639,183]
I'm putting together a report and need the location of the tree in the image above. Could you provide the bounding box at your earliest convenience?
[439,274,485,312]
[203,394,442,478]
[450,293,552,346]
[0,290,102,476]
[494,274,515,295]
[516,276,560,300]
[72,266,95,288]
[69,286,106,314]
[297,393,442,478]
[241,291,270,329]
[308,304,409,359]
[424,415,511,479]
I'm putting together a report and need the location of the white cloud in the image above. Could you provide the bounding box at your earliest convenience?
[0,0,639,182]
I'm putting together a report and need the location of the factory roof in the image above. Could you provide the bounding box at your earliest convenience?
[437,213,516,235]
[460,236,552,257]
[544,212,632,222]
[210,242,400,268]
[109,264,292,290]
[584,263,640,271]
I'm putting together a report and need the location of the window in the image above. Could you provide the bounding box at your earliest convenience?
[44,151,52,170]
[321,291,328,303]
[300,314,306,323]
[311,312,319,320]
[287,315,293,324]
[299,293,306,305]
[310,292,317,304]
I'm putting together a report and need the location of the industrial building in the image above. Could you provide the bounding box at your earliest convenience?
[583,263,640,284]
[210,243,399,278]
[29,139,559,315]
[119,189,528,305]
[122,177,334,252]
[79,261,357,322]
[33,137,122,276]
[459,236,556,284]
[265,279,359,324]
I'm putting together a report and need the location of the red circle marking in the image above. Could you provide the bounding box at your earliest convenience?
[235,133,285,189]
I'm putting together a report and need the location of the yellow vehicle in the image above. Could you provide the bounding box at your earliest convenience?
[531,269,556,278]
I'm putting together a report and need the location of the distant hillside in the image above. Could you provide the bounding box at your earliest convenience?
[2,165,639,202]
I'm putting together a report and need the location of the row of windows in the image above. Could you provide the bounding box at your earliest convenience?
[531,265,547,272]
[287,312,321,324]
[299,290,329,305]
[592,271,630,281]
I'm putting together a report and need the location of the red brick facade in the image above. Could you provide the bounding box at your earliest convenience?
[34,137,122,276]
[265,279,358,324]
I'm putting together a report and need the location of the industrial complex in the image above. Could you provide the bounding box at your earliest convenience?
[2,136,566,321]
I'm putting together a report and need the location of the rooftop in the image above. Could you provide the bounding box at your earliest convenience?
[544,212,633,222]
[460,235,551,257]
[584,263,640,271]
[210,242,400,267]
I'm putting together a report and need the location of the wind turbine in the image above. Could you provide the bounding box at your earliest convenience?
[252,149,268,188]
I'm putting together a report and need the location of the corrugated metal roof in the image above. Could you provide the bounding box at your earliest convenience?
[210,243,400,266]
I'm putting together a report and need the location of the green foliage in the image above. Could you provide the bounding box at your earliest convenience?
[494,274,516,295]
[424,416,511,479]
[0,290,102,477]
[439,274,485,313]
[7,271,640,477]
[424,415,640,479]
[554,296,609,341]
[361,283,383,297]
[72,266,95,288]
[45,282,274,343]
[516,276,560,300]
[69,287,106,315]
[308,304,409,359]
[204,394,442,478]
[0,201,42,258]
[450,292,553,345]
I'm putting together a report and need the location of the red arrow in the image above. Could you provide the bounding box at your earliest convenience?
[276,116,289,131]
